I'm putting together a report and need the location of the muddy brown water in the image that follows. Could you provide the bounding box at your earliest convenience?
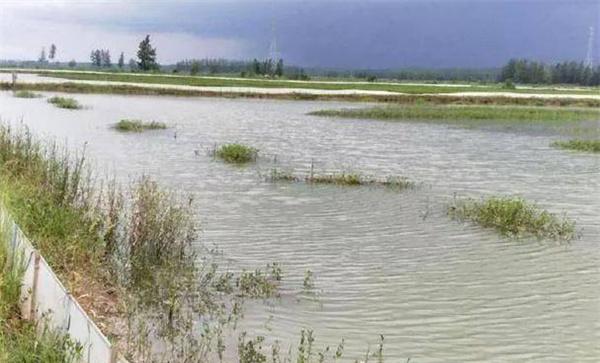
[1,91,599,362]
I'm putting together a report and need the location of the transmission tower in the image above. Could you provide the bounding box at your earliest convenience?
[268,20,281,61]
[585,26,595,67]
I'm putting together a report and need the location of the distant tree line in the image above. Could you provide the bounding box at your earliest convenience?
[312,68,500,82]
[26,35,158,72]
[174,58,254,75]
[90,49,112,67]
[174,58,288,78]
[499,59,600,86]
[172,57,313,80]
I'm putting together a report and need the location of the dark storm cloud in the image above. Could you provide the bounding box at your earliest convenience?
[1,0,598,68]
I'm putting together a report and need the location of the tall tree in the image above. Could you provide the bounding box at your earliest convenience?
[101,49,111,67]
[137,35,158,71]
[118,52,125,69]
[128,58,137,71]
[190,61,200,75]
[38,47,47,64]
[275,59,284,77]
[48,44,56,60]
[252,59,261,75]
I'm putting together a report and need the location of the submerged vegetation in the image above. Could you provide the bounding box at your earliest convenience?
[0,124,388,362]
[0,124,228,361]
[213,143,258,164]
[114,119,167,132]
[13,90,41,98]
[47,96,82,109]
[551,139,600,153]
[448,196,577,241]
[268,168,416,189]
[309,105,600,123]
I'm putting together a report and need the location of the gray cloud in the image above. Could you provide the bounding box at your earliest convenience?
[1,0,598,68]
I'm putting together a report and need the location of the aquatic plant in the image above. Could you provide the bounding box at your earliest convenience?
[238,333,267,363]
[309,105,600,122]
[448,196,577,241]
[236,265,281,298]
[267,168,416,189]
[236,329,386,363]
[214,143,258,164]
[0,124,243,361]
[114,119,167,132]
[303,269,315,290]
[551,139,600,153]
[13,90,41,98]
[47,96,82,109]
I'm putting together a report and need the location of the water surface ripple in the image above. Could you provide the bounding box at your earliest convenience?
[1,92,599,362]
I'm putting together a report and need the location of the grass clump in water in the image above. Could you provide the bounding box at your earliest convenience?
[268,168,416,189]
[13,90,41,98]
[214,143,258,164]
[47,96,82,109]
[114,119,167,132]
[551,139,600,153]
[309,105,600,122]
[448,196,577,241]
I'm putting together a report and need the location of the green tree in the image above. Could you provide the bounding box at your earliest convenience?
[101,49,111,67]
[275,58,284,77]
[252,58,261,75]
[49,44,57,60]
[137,34,159,71]
[128,58,137,71]
[90,49,102,67]
[118,52,125,69]
[38,47,47,64]
[190,61,200,75]
[68,59,77,68]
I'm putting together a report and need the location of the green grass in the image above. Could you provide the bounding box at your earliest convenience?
[214,143,258,164]
[47,96,81,109]
[551,139,600,153]
[309,105,600,123]
[0,124,200,358]
[448,196,577,241]
[23,70,600,96]
[13,90,41,98]
[114,119,167,132]
[268,169,416,189]
[3,82,599,108]
[0,217,82,363]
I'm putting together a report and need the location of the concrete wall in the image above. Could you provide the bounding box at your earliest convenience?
[1,206,128,363]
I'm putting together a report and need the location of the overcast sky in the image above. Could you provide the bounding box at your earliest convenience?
[1,0,599,69]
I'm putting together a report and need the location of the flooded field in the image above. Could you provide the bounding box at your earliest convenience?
[1,91,599,362]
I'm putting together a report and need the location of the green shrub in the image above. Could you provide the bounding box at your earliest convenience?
[551,139,600,153]
[13,90,41,98]
[448,196,576,241]
[214,143,258,164]
[309,105,600,122]
[114,119,167,132]
[47,97,81,109]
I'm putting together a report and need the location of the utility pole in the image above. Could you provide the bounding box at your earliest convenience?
[585,26,595,67]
